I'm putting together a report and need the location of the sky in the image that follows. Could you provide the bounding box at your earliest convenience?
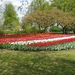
[0,0,33,21]
[0,0,51,21]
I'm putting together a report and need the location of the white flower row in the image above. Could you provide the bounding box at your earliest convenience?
[10,35,75,45]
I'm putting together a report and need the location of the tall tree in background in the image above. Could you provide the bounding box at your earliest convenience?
[51,0,75,33]
[3,3,20,31]
[28,0,51,13]
[51,0,75,12]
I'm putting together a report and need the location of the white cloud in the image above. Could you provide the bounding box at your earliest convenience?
[11,0,22,7]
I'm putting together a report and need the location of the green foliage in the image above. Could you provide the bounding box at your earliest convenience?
[1,41,75,51]
[3,30,15,34]
[2,30,22,34]
[37,29,45,33]
[3,3,20,30]
[23,24,32,34]
[28,0,51,13]
[51,0,74,11]
[31,27,38,33]
[23,24,38,34]
[0,30,4,34]
[50,26,61,32]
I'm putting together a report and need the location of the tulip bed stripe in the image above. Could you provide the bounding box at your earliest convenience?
[28,37,75,47]
[0,33,75,51]
[0,41,75,51]
[10,36,75,45]
[0,33,72,44]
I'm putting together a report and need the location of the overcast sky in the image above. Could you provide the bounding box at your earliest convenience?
[0,0,50,21]
[0,0,33,21]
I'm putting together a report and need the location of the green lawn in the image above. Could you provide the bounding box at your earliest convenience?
[0,49,75,75]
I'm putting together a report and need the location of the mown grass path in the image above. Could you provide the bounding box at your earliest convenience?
[0,49,75,75]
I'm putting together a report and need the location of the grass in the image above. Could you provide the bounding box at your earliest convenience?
[0,49,75,75]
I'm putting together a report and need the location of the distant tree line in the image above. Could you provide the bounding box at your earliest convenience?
[0,0,75,34]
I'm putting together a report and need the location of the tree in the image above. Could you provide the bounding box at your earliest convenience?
[59,13,73,34]
[28,0,51,13]
[51,0,75,12]
[50,8,74,34]
[3,3,20,31]
[22,8,56,32]
[22,5,75,33]
[51,0,75,33]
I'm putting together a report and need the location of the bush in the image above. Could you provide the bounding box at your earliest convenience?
[31,27,38,33]
[22,24,38,34]
[3,30,17,34]
[37,29,45,33]
[0,30,4,34]
[50,26,61,32]
[23,24,32,34]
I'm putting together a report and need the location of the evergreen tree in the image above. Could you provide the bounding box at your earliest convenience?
[3,3,20,30]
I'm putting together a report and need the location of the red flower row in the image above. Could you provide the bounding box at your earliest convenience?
[0,32,71,38]
[28,38,75,47]
[0,33,73,44]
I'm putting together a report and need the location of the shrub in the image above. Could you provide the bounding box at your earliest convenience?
[37,29,45,33]
[3,30,17,34]
[0,30,4,34]
[31,27,38,33]
[23,24,32,34]
[22,24,38,34]
[50,26,61,32]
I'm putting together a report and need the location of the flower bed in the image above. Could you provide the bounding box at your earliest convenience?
[0,41,75,51]
[0,33,72,44]
[0,33,75,51]
[28,37,75,47]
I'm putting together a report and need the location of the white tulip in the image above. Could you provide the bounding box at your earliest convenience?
[10,35,75,45]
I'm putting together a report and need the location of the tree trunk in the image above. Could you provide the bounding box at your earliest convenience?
[73,25,75,34]
[44,27,48,32]
[73,29,75,34]
[38,24,41,31]
[62,26,68,34]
